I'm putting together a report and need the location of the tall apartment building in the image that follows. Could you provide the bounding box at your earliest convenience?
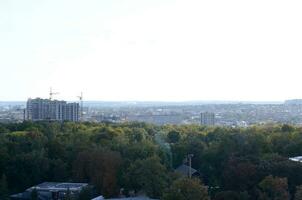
[27,98,79,122]
[201,112,215,126]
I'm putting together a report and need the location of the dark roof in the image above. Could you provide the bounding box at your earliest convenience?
[175,164,198,176]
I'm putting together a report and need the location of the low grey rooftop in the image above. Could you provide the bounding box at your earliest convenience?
[27,182,88,192]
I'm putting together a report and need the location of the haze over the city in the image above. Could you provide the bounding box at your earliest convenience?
[1,0,302,101]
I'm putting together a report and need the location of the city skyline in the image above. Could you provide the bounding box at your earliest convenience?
[1,0,302,101]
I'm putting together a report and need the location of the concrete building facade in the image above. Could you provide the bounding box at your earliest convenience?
[27,98,79,122]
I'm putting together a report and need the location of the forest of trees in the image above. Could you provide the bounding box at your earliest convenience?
[1,122,302,199]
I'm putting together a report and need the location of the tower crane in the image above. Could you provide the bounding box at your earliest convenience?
[77,92,84,121]
[49,87,59,100]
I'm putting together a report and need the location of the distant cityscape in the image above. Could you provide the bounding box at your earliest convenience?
[1,98,302,127]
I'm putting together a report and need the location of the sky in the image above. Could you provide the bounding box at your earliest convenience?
[1,0,302,101]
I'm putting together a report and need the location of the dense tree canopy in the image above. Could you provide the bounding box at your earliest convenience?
[162,178,209,200]
[0,122,302,199]
[258,175,290,200]
[0,174,9,200]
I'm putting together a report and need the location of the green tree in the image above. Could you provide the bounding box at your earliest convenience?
[222,156,259,191]
[162,178,209,200]
[64,188,72,200]
[31,188,38,200]
[258,175,290,200]
[167,130,181,143]
[281,124,294,132]
[214,190,249,200]
[0,174,9,200]
[295,185,302,200]
[125,156,169,198]
[77,187,93,200]
[73,149,122,197]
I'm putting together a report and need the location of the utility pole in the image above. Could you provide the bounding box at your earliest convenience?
[187,154,194,178]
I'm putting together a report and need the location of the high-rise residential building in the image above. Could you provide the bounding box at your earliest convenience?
[64,103,79,122]
[26,98,79,122]
[201,112,215,126]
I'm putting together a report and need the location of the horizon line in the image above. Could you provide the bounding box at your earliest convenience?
[0,99,287,103]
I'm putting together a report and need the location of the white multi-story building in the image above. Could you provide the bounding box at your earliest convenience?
[27,98,79,122]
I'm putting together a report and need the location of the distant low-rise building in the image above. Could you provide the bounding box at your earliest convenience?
[285,99,302,105]
[10,182,89,200]
[201,112,215,126]
[27,98,79,122]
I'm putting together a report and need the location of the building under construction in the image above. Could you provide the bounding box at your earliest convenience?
[26,98,79,122]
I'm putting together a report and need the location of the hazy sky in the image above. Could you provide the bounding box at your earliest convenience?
[1,0,302,101]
